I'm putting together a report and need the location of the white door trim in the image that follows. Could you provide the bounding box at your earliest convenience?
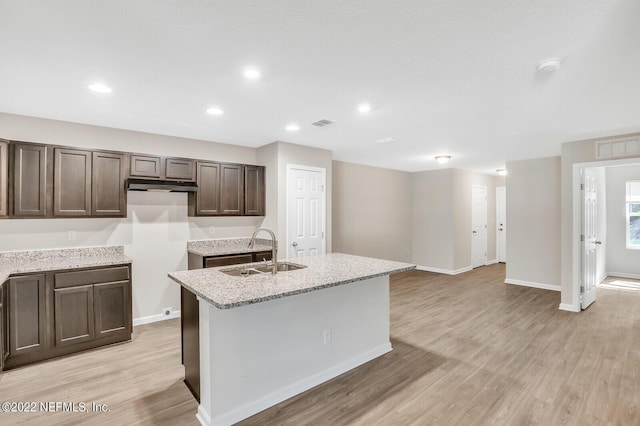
[471,185,488,268]
[285,164,327,258]
[569,157,640,312]
[496,186,506,263]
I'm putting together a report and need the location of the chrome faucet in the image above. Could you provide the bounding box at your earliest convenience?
[248,228,278,274]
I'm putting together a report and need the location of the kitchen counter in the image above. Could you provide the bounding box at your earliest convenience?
[170,252,415,425]
[186,238,272,257]
[168,252,415,309]
[0,246,132,283]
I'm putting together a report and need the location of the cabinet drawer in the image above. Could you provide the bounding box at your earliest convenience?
[204,254,253,268]
[54,266,130,289]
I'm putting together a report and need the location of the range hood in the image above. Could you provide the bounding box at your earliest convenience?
[126,178,198,192]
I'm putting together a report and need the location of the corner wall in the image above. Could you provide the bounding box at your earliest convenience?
[505,156,561,290]
[332,161,412,262]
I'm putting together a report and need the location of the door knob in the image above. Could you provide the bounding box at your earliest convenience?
[473,230,477,234]
[292,242,298,247]
[595,241,602,245]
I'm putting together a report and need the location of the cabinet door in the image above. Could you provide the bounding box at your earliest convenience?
[8,274,47,355]
[92,151,126,217]
[13,143,48,217]
[53,148,92,217]
[129,154,162,178]
[244,165,265,216]
[0,282,6,369]
[204,254,253,268]
[94,280,131,339]
[0,140,8,217]
[54,285,94,346]
[220,163,243,215]
[194,161,220,215]
[165,157,195,181]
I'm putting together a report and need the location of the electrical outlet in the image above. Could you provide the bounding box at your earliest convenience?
[162,306,172,316]
[67,230,77,241]
[323,328,331,344]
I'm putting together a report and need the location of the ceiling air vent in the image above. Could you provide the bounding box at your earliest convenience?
[311,119,334,127]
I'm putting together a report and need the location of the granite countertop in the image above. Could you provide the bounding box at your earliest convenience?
[168,253,415,310]
[0,246,132,283]
[187,238,273,257]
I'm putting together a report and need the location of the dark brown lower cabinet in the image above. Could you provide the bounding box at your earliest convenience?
[54,285,95,346]
[182,251,272,401]
[8,274,47,356]
[2,265,132,371]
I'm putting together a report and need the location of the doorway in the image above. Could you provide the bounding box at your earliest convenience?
[286,164,326,258]
[472,185,488,268]
[496,186,506,263]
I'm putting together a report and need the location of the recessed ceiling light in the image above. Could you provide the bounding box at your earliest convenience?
[243,68,261,80]
[435,155,451,164]
[206,107,224,116]
[537,57,561,72]
[88,83,112,94]
[496,169,508,176]
[285,124,300,131]
[358,103,371,113]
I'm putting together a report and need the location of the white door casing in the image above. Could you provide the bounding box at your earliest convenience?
[581,169,598,309]
[496,186,506,263]
[286,164,326,258]
[472,185,488,268]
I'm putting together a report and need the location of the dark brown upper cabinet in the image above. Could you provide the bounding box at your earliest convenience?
[0,140,8,217]
[129,154,195,182]
[12,143,49,217]
[244,165,265,216]
[189,161,220,215]
[53,148,92,217]
[165,157,196,181]
[129,154,161,179]
[92,151,126,217]
[220,163,243,215]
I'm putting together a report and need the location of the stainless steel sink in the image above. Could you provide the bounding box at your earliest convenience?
[220,262,307,277]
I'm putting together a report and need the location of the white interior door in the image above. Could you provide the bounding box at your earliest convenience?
[472,186,488,268]
[496,186,506,263]
[581,169,598,309]
[286,165,326,258]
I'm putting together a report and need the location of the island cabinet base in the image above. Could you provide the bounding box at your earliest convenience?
[195,275,391,426]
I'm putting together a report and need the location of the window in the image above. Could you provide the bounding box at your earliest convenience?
[627,181,640,249]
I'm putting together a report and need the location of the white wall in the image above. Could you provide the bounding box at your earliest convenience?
[606,164,640,278]
[0,113,264,322]
[505,157,561,290]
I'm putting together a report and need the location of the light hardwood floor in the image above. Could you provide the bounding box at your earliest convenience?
[1,264,639,425]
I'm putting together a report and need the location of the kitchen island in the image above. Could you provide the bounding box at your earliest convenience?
[168,253,414,426]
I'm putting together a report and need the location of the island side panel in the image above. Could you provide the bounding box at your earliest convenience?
[198,275,391,426]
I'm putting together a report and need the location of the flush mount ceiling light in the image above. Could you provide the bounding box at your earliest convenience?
[285,123,300,131]
[496,169,508,176]
[243,68,261,80]
[206,107,224,116]
[537,57,561,72]
[88,83,112,93]
[376,137,398,144]
[435,155,451,164]
[357,103,372,113]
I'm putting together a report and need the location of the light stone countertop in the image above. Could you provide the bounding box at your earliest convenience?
[168,253,416,309]
[187,238,273,257]
[0,246,132,283]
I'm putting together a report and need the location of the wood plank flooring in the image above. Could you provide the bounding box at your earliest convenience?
[1,264,639,425]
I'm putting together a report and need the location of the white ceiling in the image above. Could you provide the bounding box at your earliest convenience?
[1,0,639,173]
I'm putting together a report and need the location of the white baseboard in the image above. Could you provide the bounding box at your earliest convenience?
[486,259,498,265]
[200,343,392,426]
[504,278,560,292]
[416,265,472,275]
[606,271,640,280]
[559,303,580,312]
[133,310,180,327]
[598,272,609,284]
